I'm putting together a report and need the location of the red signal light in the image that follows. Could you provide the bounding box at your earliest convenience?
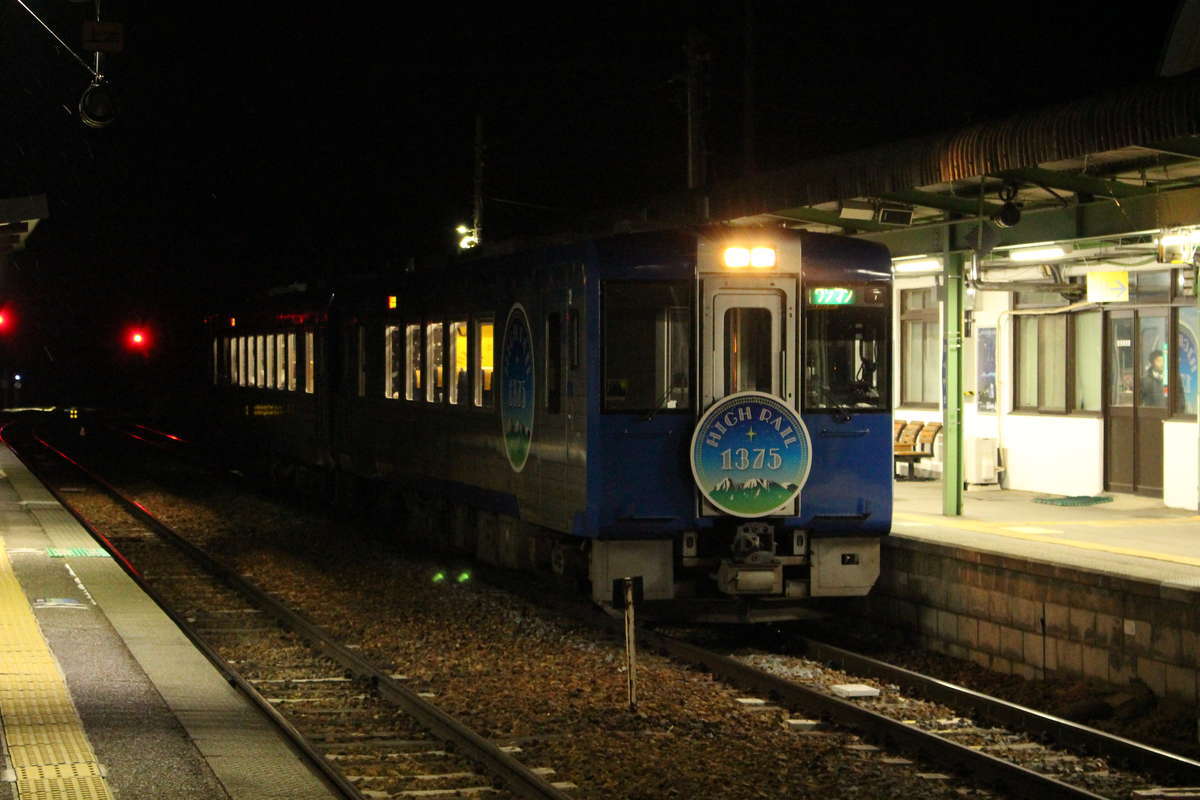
[126,328,149,349]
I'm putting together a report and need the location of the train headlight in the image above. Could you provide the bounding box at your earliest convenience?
[750,247,776,268]
[723,246,776,269]
[724,247,751,268]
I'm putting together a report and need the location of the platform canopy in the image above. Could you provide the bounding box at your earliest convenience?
[604,71,1200,267]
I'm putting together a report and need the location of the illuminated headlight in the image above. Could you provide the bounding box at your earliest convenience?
[723,246,776,269]
[724,247,750,268]
[750,247,776,268]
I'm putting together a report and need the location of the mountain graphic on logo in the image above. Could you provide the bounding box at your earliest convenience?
[709,476,799,512]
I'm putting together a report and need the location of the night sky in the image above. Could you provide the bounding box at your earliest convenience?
[0,1,1184,405]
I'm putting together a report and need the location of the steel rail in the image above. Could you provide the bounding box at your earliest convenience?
[0,425,369,800]
[796,636,1200,785]
[25,426,572,800]
[629,626,1111,800]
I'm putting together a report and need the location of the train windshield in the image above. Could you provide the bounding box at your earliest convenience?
[603,281,692,412]
[803,303,889,412]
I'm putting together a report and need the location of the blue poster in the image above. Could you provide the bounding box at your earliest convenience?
[977,327,996,413]
[690,392,811,518]
[500,304,534,472]
[1179,313,1198,415]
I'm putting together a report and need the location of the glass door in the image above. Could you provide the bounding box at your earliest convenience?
[702,284,796,409]
[1104,309,1167,495]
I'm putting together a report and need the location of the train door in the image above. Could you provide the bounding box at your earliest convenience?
[542,290,570,466]
[700,280,798,515]
[1105,308,1168,495]
[701,283,797,408]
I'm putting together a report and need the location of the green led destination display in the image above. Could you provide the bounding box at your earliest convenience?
[809,287,856,305]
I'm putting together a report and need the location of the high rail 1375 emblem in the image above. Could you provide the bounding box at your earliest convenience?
[500,303,534,472]
[690,392,811,518]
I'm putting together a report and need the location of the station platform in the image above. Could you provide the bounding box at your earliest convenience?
[874,481,1200,701]
[892,481,1200,588]
[0,446,337,800]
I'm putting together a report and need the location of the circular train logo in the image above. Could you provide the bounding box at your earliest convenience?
[690,392,811,518]
[500,303,535,472]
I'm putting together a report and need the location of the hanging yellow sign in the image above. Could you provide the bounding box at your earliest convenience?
[1086,271,1129,302]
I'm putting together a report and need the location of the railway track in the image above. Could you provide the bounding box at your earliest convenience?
[6,421,573,800]
[21,414,1200,799]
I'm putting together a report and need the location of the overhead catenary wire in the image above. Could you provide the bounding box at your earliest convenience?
[13,0,99,78]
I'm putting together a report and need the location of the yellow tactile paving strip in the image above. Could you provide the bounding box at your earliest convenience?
[894,511,1200,568]
[0,537,115,800]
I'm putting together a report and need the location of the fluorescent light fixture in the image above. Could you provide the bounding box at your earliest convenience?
[839,200,875,221]
[892,256,941,273]
[750,247,776,268]
[1158,230,1199,247]
[1007,245,1067,261]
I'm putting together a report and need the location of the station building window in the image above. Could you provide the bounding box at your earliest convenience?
[238,337,247,386]
[474,316,494,408]
[255,336,266,387]
[357,325,367,397]
[449,320,467,405]
[304,331,315,394]
[426,322,444,402]
[1013,291,1100,413]
[384,325,401,399]
[900,287,938,406]
[405,323,422,400]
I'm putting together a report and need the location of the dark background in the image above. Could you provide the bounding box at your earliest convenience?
[0,1,1184,408]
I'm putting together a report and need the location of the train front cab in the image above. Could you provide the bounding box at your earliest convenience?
[588,230,893,622]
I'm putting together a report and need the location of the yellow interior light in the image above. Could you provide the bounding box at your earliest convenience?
[724,247,750,268]
[750,247,776,268]
[387,295,397,309]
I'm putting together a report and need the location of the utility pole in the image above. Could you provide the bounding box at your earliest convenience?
[685,28,709,218]
[473,113,485,246]
[742,0,756,177]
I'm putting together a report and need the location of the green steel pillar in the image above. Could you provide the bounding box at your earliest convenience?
[942,250,964,516]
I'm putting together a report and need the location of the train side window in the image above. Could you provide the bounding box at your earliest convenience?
[448,320,467,405]
[256,336,266,387]
[211,338,218,385]
[405,323,422,400]
[425,321,444,402]
[384,325,401,399]
[287,332,297,391]
[304,331,315,394]
[240,335,249,386]
[569,309,580,369]
[474,316,494,408]
[546,312,562,413]
[265,334,276,389]
[247,336,257,387]
[603,281,692,412]
[276,335,287,389]
[357,325,367,397]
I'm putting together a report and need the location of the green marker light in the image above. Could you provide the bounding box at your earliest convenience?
[432,571,446,583]
[456,571,471,583]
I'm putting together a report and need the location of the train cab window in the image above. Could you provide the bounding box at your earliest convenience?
[384,325,402,399]
[448,320,467,405]
[546,313,562,413]
[803,292,888,412]
[723,308,772,395]
[287,332,297,391]
[405,323,422,400]
[603,281,692,412]
[426,322,444,402]
[304,332,316,394]
[474,316,494,408]
[265,335,276,389]
[569,309,580,369]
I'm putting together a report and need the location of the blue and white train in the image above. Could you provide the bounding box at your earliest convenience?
[206,226,893,621]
